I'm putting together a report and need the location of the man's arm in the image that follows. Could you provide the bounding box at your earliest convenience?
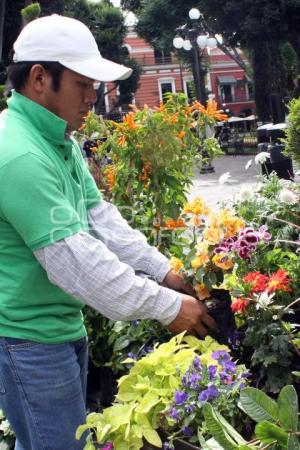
[88,200,172,283]
[34,231,216,336]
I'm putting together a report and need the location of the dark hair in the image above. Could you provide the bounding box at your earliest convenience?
[7,62,65,92]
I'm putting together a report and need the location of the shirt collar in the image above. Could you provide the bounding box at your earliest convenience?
[7,90,68,145]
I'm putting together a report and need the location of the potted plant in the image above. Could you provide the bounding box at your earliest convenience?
[76,333,250,450]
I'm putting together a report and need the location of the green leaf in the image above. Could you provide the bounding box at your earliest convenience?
[203,404,239,450]
[76,424,92,440]
[255,421,288,447]
[240,387,278,423]
[142,427,162,447]
[287,434,300,450]
[212,409,246,445]
[277,385,299,432]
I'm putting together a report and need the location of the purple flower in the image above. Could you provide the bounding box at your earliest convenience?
[198,385,219,402]
[184,403,196,413]
[174,391,188,405]
[163,442,174,450]
[102,443,113,450]
[193,356,202,371]
[181,426,193,437]
[219,372,234,385]
[224,360,237,374]
[127,352,137,360]
[169,407,181,422]
[182,370,202,389]
[208,365,217,380]
[258,225,272,241]
[212,351,231,364]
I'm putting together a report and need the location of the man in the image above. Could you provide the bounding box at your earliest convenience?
[0,15,216,450]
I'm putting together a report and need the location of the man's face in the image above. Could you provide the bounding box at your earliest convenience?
[43,68,98,132]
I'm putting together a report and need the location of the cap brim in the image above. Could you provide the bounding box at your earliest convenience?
[60,56,132,82]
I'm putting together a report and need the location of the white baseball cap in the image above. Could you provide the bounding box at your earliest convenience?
[13,14,132,82]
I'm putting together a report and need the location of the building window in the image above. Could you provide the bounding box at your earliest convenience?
[154,48,172,64]
[158,79,176,103]
[183,78,195,101]
[220,84,234,103]
[247,82,254,100]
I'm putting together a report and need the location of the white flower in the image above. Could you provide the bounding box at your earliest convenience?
[90,131,101,139]
[245,159,252,170]
[279,188,298,205]
[255,152,270,165]
[239,185,253,202]
[218,172,231,184]
[255,292,275,310]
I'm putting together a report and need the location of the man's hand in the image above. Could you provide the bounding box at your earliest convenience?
[167,294,217,337]
[162,269,194,296]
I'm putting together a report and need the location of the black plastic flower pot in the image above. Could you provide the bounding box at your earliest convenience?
[204,289,236,345]
[142,429,200,450]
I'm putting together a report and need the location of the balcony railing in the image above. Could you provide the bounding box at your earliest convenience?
[134,55,180,66]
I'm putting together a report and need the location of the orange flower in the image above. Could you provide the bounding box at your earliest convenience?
[139,162,152,181]
[178,130,186,139]
[104,164,116,189]
[243,272,268,293]
[164,218,186,229]
[195,283,210,300]
[189,99,228,122]
[266,269,292,294]
[118,135,126,148]
[123,112,139,130]
[231,297,249,313]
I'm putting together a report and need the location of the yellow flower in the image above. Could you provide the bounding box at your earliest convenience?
[218,210,245,238]
[191,242,210,269]
[203,226,223,245]
[183,198,210,216]
[170,256,184,273]
[212,253,234,270]
[195,283,210,300]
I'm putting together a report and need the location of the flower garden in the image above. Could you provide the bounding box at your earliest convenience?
[1,95,299,450]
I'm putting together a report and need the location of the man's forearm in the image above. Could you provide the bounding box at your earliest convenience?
[34,231,181,324]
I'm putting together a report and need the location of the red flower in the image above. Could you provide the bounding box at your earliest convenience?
[231,297,249,313]
[243,271,268,293]
[266,269,292,294]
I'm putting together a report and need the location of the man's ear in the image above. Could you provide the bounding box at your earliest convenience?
[27,64,52,93]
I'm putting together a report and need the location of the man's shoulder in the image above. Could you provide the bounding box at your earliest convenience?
[0,112,47,169]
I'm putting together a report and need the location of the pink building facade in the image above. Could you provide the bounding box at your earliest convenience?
[105,28,255,117]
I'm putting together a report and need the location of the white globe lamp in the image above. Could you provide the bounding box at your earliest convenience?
[196,35,207,49]
[206,37,217,49]
[173,36,184,49]
[183,39,192,51]
[189,8,201,20]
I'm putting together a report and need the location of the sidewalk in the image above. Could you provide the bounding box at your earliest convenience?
[188,155,299,209]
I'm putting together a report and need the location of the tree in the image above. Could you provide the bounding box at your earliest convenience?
[1,0,141,110]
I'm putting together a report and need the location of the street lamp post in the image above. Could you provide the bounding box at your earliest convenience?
[173,8,217,105]
[173,8,217,173]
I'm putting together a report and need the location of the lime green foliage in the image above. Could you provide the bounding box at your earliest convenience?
[202,385,300,449]
[285,98,300,167]
[0,86,7,112]
[21,2,41,24]
[76,333,228,450]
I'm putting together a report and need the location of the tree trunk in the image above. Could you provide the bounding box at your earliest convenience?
[0,0,6,62]
[252,40,288,122]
